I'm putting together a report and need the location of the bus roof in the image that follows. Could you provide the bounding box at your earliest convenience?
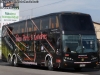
[3,11,89,27]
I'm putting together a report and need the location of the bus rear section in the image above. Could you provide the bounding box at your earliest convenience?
[1,25,36,66]
[58,13,99,70]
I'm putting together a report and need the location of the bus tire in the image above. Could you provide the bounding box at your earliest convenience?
[12,56,18,67]
[47,57,53,71]
[74,68,82,71]
[7,56,13,66]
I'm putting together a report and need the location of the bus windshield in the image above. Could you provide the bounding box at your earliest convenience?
[82,39,95,52]
[62,35,97,53]
[62,14,94,31]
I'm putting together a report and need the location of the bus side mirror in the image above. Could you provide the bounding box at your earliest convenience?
[57,41,60,49]
[57,37,61,49]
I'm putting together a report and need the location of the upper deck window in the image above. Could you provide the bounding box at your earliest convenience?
[62,14,94,31]
[51,16,56,28]
[41,17,49,30]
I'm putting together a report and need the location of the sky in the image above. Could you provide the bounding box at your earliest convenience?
[19,0,100,23]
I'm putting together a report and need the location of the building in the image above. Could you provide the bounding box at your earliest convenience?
[0,1,19,36]
[0,0,19,59]
[93,22,100,40]
[93,22,100,55]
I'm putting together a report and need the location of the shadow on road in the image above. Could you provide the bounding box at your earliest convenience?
[0,60,99,75]
[13,64,100,74]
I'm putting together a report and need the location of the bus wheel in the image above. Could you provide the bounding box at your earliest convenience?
[8,56,12,66]
[74,68,82,71]
[47,57,53,70]
[12,56,18,67]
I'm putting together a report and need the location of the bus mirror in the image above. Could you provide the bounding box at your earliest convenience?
[57,40,60,48]
[57,37,61,48]
[57,42,60,48]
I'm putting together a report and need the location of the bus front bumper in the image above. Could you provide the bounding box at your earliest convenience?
[62,60,98,68]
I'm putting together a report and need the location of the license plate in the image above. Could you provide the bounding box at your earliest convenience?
[80,64,85,67]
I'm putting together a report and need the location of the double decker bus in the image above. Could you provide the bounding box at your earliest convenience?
[1,11,99,71]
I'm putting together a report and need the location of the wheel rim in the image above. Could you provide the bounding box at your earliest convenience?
[13,57,17,66]
[8,57,11,64]
[47,59,53,70]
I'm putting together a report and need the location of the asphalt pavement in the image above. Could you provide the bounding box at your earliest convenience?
[0,60,100,75]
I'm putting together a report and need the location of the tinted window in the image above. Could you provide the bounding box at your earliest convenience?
[62,14,94,31]
[27,20,33,32]
[41,17,49,29]
[33,19,40,30]
[50,16,56,29]
[19,22,25,33]
[13,24,19,34]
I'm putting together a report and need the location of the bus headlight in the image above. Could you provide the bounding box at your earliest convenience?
[91,57,97,60]
[63,57,73,61]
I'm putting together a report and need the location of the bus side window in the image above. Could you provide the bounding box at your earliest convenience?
[33,26,37,31]
[7,26,13,36]
[50,16,56,29]
[27,20,32,32]
[33,19,40,31]
[41,17,49,30]
[30,42,34,51]
[14,24,19,34]
[18,24,20,33]
[25,21,28,32]
[48,34,56,52]
[14,24,20,33]
[11,26,14,34]
[13,25,15,34]
[22,28,24,33]
[51,23,54,28]
[20,22,25,33]
[56,16,59,28]
[35,41,41,52]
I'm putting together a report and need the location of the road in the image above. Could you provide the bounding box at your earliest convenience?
[0,61,100,75]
